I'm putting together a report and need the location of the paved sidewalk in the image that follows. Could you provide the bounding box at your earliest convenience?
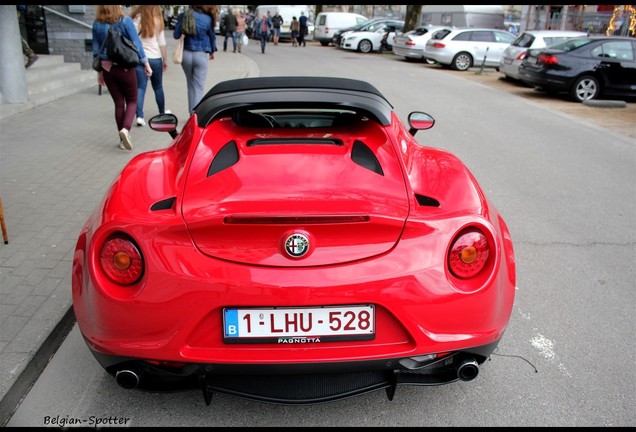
[0,41,259,425]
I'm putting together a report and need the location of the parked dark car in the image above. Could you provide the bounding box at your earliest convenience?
[518,36,636,102]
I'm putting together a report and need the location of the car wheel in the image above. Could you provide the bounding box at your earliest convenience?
[358,39,372,53]
[452,52,473,71]
[570,75,600,102]
[320,41,329,47]
[425,58,436,65]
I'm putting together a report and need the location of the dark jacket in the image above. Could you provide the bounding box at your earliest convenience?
[272,14,283,29]
[223,12,237,32]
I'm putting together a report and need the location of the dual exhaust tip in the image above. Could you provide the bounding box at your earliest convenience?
[456,358,479,381]
[115,358,480,390]
[115,369,140,389]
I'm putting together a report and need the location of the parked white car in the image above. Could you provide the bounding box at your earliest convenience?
[499,30,587,80]
[423,28,516,71]
[314,12,368,46]
[340,20,404,53]
[392,25,451,63]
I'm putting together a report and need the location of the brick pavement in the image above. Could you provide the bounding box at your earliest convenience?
[0,42,258,425]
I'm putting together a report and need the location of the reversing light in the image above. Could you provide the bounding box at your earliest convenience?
[100,235,144,285]
[448,230,490,279]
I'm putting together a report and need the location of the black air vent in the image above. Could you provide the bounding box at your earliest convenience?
[351,140,383,176]
[415,194,440,207]
[247,138,343,146]
[207,141,239,177]
[150,197,176,211]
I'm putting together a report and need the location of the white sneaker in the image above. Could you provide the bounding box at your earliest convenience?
[164,109,171,114]
[119,128,132,150]
[136,117,146,127]
[118,140,127,150]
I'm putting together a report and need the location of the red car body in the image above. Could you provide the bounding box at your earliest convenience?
[72,76,516,405]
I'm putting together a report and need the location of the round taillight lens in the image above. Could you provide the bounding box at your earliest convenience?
[448,231,490,279]
[100,235,143,285]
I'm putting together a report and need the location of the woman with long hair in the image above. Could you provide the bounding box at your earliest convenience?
[173,5,217,114]
[92,5,152,150]
[130,5,169,127]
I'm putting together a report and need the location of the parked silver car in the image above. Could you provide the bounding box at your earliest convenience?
[499,30,587,80]
[423,28,516,71]
[392,25,451,63]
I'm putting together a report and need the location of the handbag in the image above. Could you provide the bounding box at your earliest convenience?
[92,32,107,72]
[107,18,140,69]
[172,35,184,64]
[242,33,249,47]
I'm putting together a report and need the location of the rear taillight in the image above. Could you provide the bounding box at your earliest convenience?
[448,230,490,279]
[432,42,446,48]
[406,39,416,46]
[538,54,559,65]
[100,234,144,285]
[517,52,527,61]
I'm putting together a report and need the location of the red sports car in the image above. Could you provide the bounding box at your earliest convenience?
[72,76,516,405]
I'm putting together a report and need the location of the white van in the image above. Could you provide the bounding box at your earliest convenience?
[254,5,312,41]
[315,12,368,46]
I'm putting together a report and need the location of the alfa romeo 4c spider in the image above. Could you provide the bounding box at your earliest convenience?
[72,76,516,405]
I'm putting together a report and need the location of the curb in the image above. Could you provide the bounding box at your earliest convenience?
[583,99,627,108]
[0,308,76,427]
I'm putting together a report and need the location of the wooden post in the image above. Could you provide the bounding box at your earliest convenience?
[0,193,8,244]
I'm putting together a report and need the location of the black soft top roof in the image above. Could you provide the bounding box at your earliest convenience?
[194,76,395,127]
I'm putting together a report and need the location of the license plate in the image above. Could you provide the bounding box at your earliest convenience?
[223,305,375,344]
[504,58,513,65]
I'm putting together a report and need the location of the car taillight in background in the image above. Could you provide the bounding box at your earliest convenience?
[448,230,490,279]
[432,42,446,48]
[538,54,559,65]
[100,234,144,285]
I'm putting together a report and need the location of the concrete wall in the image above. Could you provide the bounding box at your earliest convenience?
[42,5,96,70]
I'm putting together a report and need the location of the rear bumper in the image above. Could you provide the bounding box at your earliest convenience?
[90,341,499,404]
[393,47,425,59]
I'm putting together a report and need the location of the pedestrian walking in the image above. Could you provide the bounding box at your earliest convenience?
[173,5,217,114]
[298,11,308,47]
[235,10,246,54]
[130,5,169,127]
[255,13,271,54]
[290,16,300,47]
[222,7,238,53]
[92,4,152,150]
[271,9,283,45]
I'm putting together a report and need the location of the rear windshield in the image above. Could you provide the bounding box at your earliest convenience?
[548,37,593,52]
[512,33,535,48]
[430,29,452,40]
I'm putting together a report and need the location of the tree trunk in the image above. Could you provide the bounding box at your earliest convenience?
[403,5,422,33]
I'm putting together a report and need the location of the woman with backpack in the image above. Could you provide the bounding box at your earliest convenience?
[92,5,152,150]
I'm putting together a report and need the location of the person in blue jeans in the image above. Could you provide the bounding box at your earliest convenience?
[131,6,169,126]
[173,5,217,114]
[254,13,271,54]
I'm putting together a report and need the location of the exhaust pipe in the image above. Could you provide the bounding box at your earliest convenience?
[115,369,140,389]
[456,358,479,382]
